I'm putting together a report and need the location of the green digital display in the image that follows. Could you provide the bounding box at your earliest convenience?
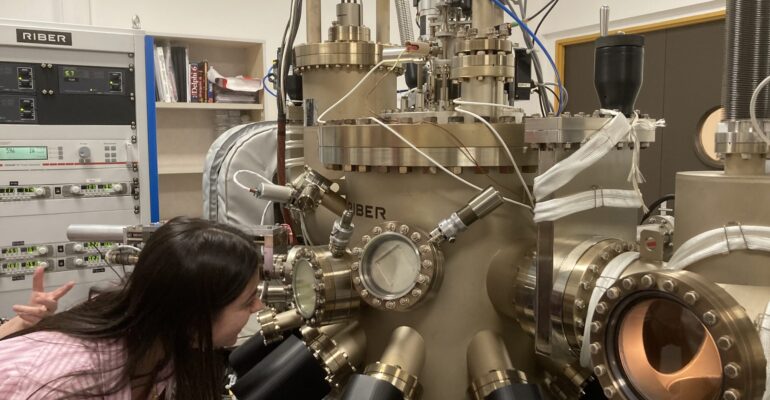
[0,146,47,161]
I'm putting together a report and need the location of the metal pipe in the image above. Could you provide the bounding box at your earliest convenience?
[306,0,322,44]
[599,6,609,37]
[722,0,770,120]
[467,330,514,381]
[395,0,415,45]
[376,0,391,44]
[472,0,503,33]
[379,326,425,377]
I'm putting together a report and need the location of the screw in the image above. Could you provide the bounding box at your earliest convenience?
[703,310,718,326]
[417,274,428,284]
[399,225,410,235]
[588,264,600,274]
[684,291,700,305]
[595,302,608,315]
[718,336,734,350]
[362,235,371,244]
[594,365,606,376]
[641,274,656,288]
[591,321,602,333]
[385,301,396,309]
[353,277,361,284]
[606,287,620,299]
[419,245,431,254]
[603,387,616,398]
[581,281,592,290]
[723,389,741,400]
[421,260,433,269]
[373,226,382,234]
[352,247,362,256]
[411,289,422,297]
[360,290,368,297]
[372,298,381,306]
[622,277,637,290]
[724,363,741,379]
[590,342,602,354]
[411,232,422,242]
[387,223,396,231]
[399,298,410,305]
[662,280,677,292]
[575,318,584,329]
[574,299,586,310]
[351,262,359,271]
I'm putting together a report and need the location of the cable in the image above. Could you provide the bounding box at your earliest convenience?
[260,201,273,225]
[525,0,556,21]
[541,82,568,111]
[453,101,534,206]
[639,194,675,224]
[369,116,532,210]
[263,65,276,97]
[750,75,770,146]
[534,0,559,36]
[233,169,272,193]
[491,0,565,115]
[508,0,553,114]
[317,55,404,124]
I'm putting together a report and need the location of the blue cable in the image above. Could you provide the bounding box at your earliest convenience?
[491,0,565,115]
[263,65,277,97]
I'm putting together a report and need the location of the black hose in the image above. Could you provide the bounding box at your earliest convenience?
[640,194,675,224]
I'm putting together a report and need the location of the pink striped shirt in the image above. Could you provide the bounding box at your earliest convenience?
[0,331,171,399]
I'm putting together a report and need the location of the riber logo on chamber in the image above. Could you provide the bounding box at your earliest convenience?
[16,29,72,46]
[347,202,386,220]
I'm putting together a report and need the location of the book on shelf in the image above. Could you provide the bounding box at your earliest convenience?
[152,40,262,105]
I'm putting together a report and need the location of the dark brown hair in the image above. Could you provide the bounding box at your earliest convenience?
[7,217,260,399]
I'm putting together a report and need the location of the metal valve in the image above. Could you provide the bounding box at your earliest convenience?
[329,209,355,257]
[429,186,504,244]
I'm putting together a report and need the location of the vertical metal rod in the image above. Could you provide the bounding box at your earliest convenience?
[306,0,322,44]
[376,0,391,44]
[600,5,610,37]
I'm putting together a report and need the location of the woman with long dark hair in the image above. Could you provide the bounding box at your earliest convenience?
[0,217,264,399]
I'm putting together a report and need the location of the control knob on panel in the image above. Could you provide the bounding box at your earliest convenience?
[33,187,46,197]
[73,244,84,253]
[78,146,91,163]
[70,185,83,195]
[38,261,49,269]
[36,246,48,256]
[74,258,84,267]
[112,184,124,194]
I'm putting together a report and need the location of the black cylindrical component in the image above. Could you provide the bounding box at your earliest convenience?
[485,383,544,400]
[340,374,403,400]
[722,0,770,120]
[231,335,330,400]
[228,333,281,377]
[594,35,645,117]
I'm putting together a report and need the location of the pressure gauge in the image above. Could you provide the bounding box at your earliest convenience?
[352,221,443,311]
[288,246,359,326]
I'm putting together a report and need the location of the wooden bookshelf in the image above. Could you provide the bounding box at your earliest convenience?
[149,33,265,219]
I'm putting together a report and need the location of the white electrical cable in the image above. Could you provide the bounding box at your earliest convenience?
[317,50,407,124]
[666,225,770,271]
[453,99,519,110]
[759,301,770,400]
[533,189,644,223]
[750,75,770,146]
[260,201,273,225]
[579,251,640,368]
[454,104,534,207]
[369,116,532,210]
[299,213,315,246]
[533,110,630,200]
[233,169,272,192]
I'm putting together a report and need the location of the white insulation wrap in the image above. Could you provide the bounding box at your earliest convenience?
[761,301,770,400]
[533,110,630,200]
[533,189,644,223]
[666,225,770,271]
[580,251,640,367]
